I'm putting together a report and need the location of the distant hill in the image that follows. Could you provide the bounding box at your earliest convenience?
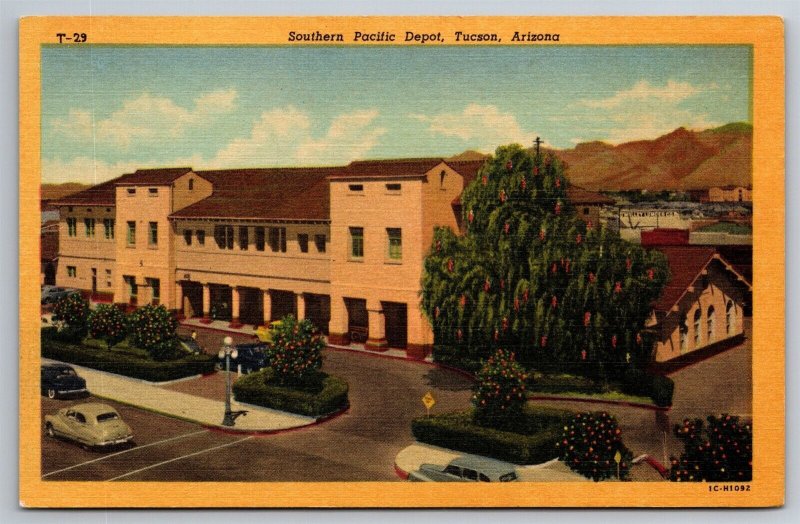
[452,123,752,191]
[448,150,489,162]
[41,183,90,201]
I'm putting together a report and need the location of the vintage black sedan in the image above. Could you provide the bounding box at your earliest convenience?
[41,364,88,399]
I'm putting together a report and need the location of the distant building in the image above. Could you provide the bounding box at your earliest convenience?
[708,185,752,203]
[617,207,694,242]
[647,246,751,362]
[41,220,59,286]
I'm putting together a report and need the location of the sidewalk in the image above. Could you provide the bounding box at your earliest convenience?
[42,358,315,433]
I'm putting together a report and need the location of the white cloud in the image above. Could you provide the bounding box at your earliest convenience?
[41,155,204,185]
[409,104,540,151]
[50,89,238,148]
[210,106,386,167]
[578,80,712,109]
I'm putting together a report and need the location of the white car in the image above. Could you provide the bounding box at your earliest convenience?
[408,456,519,482]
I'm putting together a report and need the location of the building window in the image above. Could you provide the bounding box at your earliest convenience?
[196,229,205,245]
[693,309,702,347]
[440,170,446,188]
[298,234,309,253]
[239,226,249,250]
[679,314,688,353]
[127,188,136,196]
[183,230,192,246]
[315,234,326,253]
[188,178,194,190]
[726,300,735,335]
[146,278,160,305]
[707,306,716,342]
[103,219,115,239]
[387,228,402,260]
[105,269,112,288]
[84,218,95,237]
[386,183,401,193]
[127,221,136,246]
[255,227,265,251]
[269,227,287,252]
[349,227,364,259]
[583,207,590,215]
[148,188,158,196]
[124,275,137,301]
[348,184,364,192]
[214,225,234,250]
[66,217,77,237]
[148,222,158,247]
[67,266,76,278]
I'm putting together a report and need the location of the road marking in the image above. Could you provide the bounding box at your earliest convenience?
[42,429,209,479]
[107,435,253,481]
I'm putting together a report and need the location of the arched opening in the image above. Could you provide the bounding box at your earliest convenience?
[693,309,702,348]
[726,300,735,335]
[707,305,716,343]
[679,314,688,354]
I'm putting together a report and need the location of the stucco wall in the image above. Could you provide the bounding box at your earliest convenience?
[56,205,116,295]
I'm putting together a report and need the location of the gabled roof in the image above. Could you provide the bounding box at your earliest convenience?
[170,167,337,221]
[444,159,485,187]
[114,167,194,186]
[50,168,195,206]
[329,158,446,180]
[651,246,752,313]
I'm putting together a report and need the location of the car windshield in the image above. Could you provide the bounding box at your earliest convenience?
[56,369,77,377]
[96,412,120,423]
[499,472,517,482]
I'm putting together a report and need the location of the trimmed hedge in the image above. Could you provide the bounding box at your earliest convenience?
[528,372,601,395]
[41,328,216,382]
[232,368,349,418]
[411,407,572,464]
[622,367,674,407]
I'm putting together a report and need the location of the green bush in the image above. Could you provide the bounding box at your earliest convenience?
[41,330,216,382]
[232,368,349,418]
[265,315,325,385]
[473,349,528,429]
[669,414,752,482]
[622,367,674,407]
[528,372,601,395]
[128,305,179,361]
[88,304,128,349]
[557,411,634,481]
[52,293,90,342]
[432,344,485,374]
[411,407,572,465]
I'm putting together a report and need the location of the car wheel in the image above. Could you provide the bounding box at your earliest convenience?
[47,388,56,399]
[45,423,55,438]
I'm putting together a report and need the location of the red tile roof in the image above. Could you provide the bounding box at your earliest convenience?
[444,159,486,187]
[115,167,193,186]
[330,158,446,180]
[170,167,337,221]
[650,246,751,313]
[567,185,614,205]
[50,168,194,206]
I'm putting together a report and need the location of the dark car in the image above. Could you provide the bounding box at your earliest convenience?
[216,343,268,374]
[41,286,77,304]
[41,364,88,399]
[177,336,203,355]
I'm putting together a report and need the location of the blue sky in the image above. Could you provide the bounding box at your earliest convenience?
[41,45,751,184]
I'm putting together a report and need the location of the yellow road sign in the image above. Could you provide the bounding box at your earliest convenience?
[422,391,436,410]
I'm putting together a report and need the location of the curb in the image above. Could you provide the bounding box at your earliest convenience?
[529,394,670,412]
[178,322,259,339]
[394,462,409,480]
[642,455,670,478]
[41,358,205,387]
[202,405,349,436]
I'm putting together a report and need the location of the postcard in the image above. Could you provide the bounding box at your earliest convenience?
[19,16,784,507]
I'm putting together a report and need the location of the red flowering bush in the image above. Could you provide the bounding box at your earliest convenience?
[128,304,178,360]
[52,292,90,342]
[472,349,527,429]
[669,414,752,482]
[88,304,127,349]
[265,315,324,386]
[557,411,633,481]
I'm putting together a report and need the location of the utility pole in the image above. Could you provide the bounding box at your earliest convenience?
[534,136,542,157]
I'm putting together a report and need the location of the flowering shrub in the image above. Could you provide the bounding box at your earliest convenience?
[128,304,178,360]
[88,304,127,349]
[669,414,752,482]
[557,411,633,481]
[264,315,324,386]
[472,349,528,429]
[52,293,90,342]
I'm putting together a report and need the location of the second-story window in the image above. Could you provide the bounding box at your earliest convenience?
[349,227,364,259]
[298,234,309,253]
[183,230,192,246]
[103,219,115,239]
[148,188,158,196]
[314,234,326,253]
[148,222,158,246]
[127,221,136,246]
[239,226,249,250]
[196,229,205,245]
[214,225,234,250]
[255,227,265,251]
[66,217,77,237]
[387,228,402,260]
[84,218,95,238]
[269,227,286,253]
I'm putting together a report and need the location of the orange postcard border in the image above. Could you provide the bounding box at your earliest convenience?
[18,16,785,508]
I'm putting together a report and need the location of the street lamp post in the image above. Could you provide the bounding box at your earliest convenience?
[218,336,238,426]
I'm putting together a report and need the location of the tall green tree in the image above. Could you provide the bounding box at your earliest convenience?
[421,144,668,379]
[128,304,178,360]
[88,304,127,349]
[52,293,90,342]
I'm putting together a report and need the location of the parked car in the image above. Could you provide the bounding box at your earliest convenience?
[41,364,88,399]
[255,320,283,344]
[216,343,268,374]
[44,403,133,450]
[177,336,203,355]
[41,286,77,304]
[408,456,519,482]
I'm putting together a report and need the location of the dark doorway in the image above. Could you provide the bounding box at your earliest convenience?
[91,268,97,294]
[181,281,203,317]
[43,263,56,286]
[304,294,331,334]
[382,301,408,349]
[238,287,263,326]
[210,284,232,321]
[344,298,368,343]
[270,290,297,321]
